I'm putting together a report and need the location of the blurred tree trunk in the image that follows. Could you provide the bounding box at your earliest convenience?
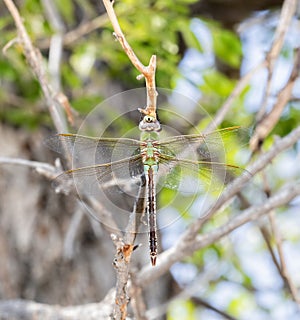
[0,125,116,304]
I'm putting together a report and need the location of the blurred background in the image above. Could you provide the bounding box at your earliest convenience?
[1,0,300,319]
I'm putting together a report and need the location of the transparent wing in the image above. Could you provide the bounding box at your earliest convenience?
[45,133,141,167]
[158,126,248,163]
[157,156,248,195]
[53,154,145,228]
[53,154,144,198]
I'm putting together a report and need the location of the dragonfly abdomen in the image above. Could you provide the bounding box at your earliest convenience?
[146,166,158,266]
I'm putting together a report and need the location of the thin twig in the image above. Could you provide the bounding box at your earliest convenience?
[3,0,68,134]
[41,0,65,92]
[38,13,109,49]
[257,172,282,274]
[0,156,57,178]
[0,289,119,320]
[206,0,297,133]
[268,210,300,304]
[126,193,147,319]
[63,208,84,260]
[259,223,282,274]
[146,268,236,320]
[0,155,122,241]
[102,0,157,118]
[136,181,300,288]
[256,0,297,122]
[182,125,300,244]
[191,297,237,320]
[80,195,123,238]
[41,0,74,125]
[256,170,299,302]
[135,125,300,286]
[250,47,300,151]
[205,61,266,132]
[130,272,148,320]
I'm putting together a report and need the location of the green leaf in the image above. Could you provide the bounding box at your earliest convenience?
[0,108,50,130]
[227,292,254,316]
[72,95,103,114]
[177,19,203,52]
[211,26,242,68]
[167,299,196,320]
[201,70,235,97]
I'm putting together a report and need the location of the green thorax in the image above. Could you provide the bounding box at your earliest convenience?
[140,131,160,168]
[138,114,161,168]
[140,131,159,142]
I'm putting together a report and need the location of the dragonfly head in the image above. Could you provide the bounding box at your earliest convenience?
[139,115,161,132]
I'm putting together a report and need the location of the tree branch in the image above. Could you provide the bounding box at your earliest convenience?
[41,0,65,92]
[181,125,300,245]
[206,0,297,133]
[206,61,266,132]
[135,125,300,286]
[3,0,69,134]
[250,47,300,151]
[256,0,298,123]
[111,184,146,319]
[38,13,109,49]
[268,210,300,303]
[0,289,121,320]
[137,181,300,288]
[147,269,237,320]
[0,156,57,179]
[102,0,157,118]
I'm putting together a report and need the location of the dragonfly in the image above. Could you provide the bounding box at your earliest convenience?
[48,114,245,266]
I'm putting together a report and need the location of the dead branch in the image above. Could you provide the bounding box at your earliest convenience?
[102,0,157,118]
[181,125,300,245]
[268,210,300,304]
[206,61,266,132]
[0,289,121,320]
[206,0,297,132]
[146,269,236,320]
[0,156,57,179]
[41,0,65,93]
[250,48,300,151]
[111,184,146,320]
[256,0,298,122]
[137,181,300,289]
[0,155,122,242]
[3,0,69,133]
[258,169,300,303]
[38,13,109,49]
[135,125,300,287]
[129,273,148,320]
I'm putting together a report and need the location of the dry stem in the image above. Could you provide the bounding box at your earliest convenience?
[102,0,157,118]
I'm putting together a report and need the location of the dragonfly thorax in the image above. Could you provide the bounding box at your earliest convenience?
[141,140,160,166]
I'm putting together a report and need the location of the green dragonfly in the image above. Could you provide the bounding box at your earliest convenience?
[49,114,245,266]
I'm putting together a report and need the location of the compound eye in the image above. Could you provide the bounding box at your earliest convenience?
[145,116,153,123]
